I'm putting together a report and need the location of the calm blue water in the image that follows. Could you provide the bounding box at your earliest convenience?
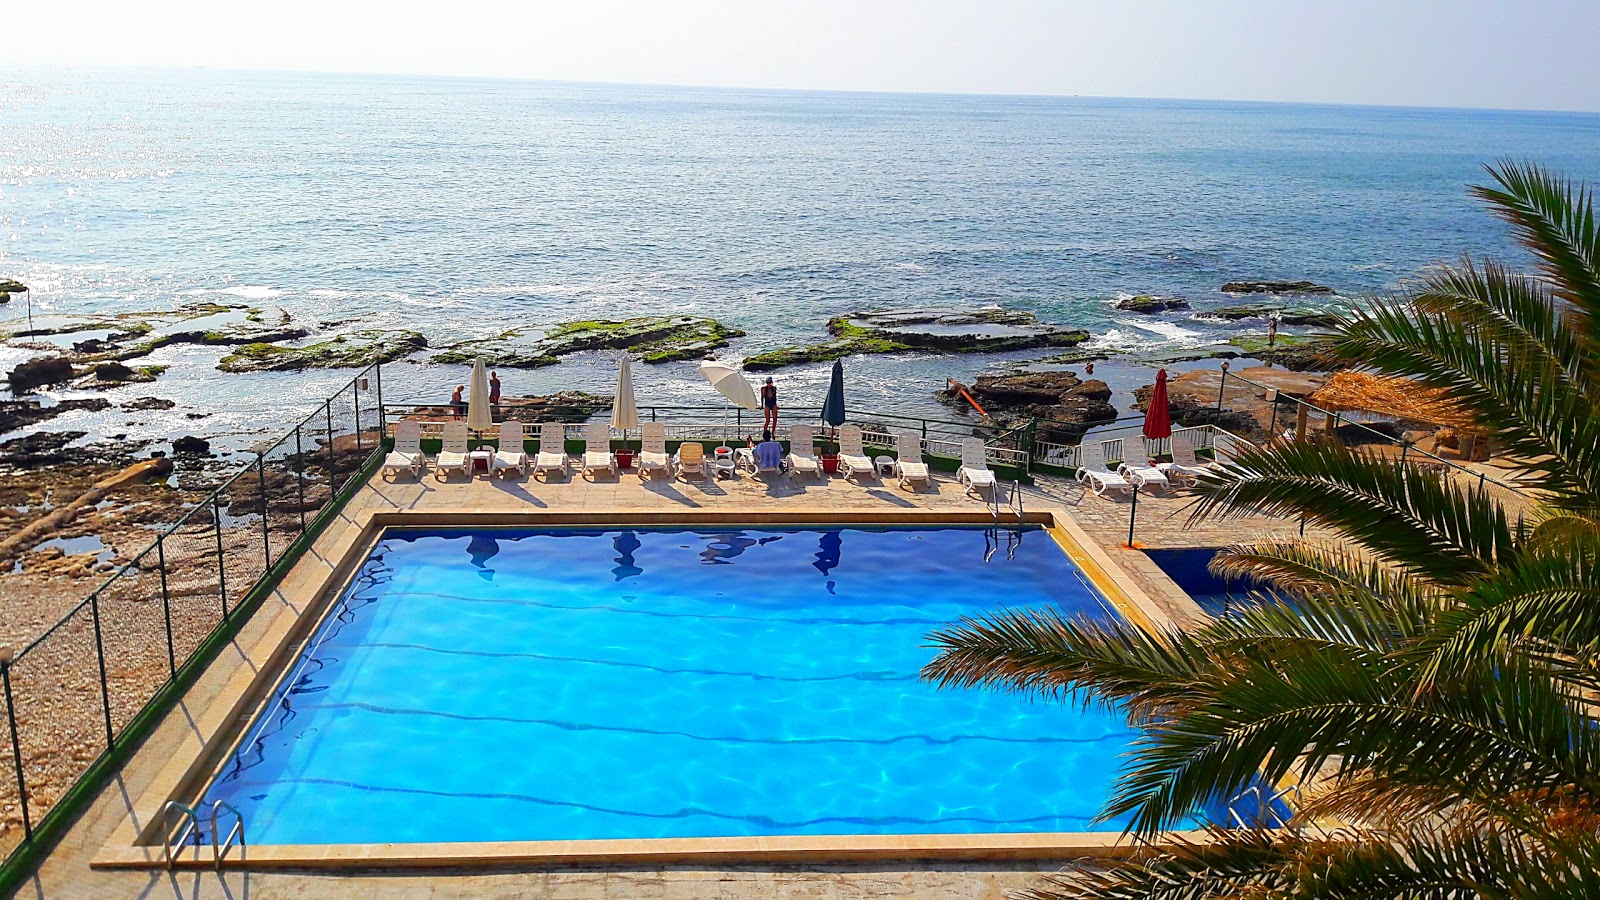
[4,67,1600,448]
[200,526,1139,843]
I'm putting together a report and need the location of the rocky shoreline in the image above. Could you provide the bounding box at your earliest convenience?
[744,308,1090,370]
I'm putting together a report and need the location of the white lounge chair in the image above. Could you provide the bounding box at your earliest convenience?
[491,419,530,478]
[786,425,822,479]
[382,420,426,480]
[675,441,707,480]
[434,421,471,480]
[894,431,931,492]
[637,422,672,479]
[1156,434,1210,487]
[738,441,785,477]
[533,422,568,481]
[1076,442,1133,498]
[957,437,998,497]
[837,424,876,482]
[583,423,616,479]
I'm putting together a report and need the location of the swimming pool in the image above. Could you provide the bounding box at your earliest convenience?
[199,525,1143,845]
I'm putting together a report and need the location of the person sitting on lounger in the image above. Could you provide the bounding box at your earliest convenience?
[756,430,784,471]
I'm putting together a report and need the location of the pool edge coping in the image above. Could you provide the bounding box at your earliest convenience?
[95,507,1181,870]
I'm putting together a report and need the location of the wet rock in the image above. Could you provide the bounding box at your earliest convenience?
[1226,335,1344,371]
[218,329,427,372]
[1221,280,1335,295]
[399,391,611,424]
[937,370,1117,433]
[171,436,211,455]
[1200,305,1339,328]
[0,398,112,432]
[1116,295,1190,314]
[435,316,744,368]
[746,307,1089,371]
[93,361,135,382]
[8,356,75,392]
[122,397,175,411]
[0,431,88,468]
[0,278,24,305]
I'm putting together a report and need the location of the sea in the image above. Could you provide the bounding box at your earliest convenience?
[3,66,1599,454]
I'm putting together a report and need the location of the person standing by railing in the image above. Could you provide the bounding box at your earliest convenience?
[450,384,466,419]
[761,376,779,434]
[489,371,502,417]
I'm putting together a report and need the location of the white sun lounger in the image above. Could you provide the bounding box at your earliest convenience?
[583,422,616,479]
[533,422,568,480]
[638,422,672,479]
[491,419,530,478]
[433,421,471,480]
[382,420,426,480]
[894,430,931,492]
[957,437,997,497]
[786,425,821,479]
[675,441,707,480]
[1156,434,1210,486]
[1076,442,1133,498]
[837,424,876,482]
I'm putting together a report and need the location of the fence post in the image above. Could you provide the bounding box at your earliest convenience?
[213,493,229,619]
[353,379,363,456]
[1215,362,1230,418]
[89,592,115,750]
[0,650,30,842]
[375,362,385,435]
[294,423,307,532]
[1127,484,1139,548]
[257,451,272,567]
[325,400,337,493]
[157,537,176,678]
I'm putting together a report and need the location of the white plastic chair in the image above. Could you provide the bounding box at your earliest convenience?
[1156,434,1210,486]
[533,422,568,480]
[583,422,615,479]
[1076,442,1133,497]
[837,424,876,482]
[382,420,425,480]
[491,419,530,478]
[433,421,471,480]
[957,438,997,497]
[786,424,821,479]
[637,422,672,479]
[894,431,930,492]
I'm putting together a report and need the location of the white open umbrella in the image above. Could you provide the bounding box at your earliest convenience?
[611,356,639,432]
[698,361,760,447]
[467,357,493,437]
[698,361,759,410]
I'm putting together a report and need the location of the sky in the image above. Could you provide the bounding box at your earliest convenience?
[6,0,1600,112]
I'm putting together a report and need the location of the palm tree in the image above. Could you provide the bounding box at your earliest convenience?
[923,163,1600,898]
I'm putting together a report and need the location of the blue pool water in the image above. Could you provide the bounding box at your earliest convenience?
[201,526,1141,844]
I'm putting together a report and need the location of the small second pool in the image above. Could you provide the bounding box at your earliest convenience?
[202,526,1144,844]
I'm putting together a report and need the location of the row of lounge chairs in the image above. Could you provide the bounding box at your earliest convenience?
[383,420,998,495]
[1074,435,1225,498]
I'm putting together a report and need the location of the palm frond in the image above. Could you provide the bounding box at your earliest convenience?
[1189,442,1513,583]
[1473,161,1600,347]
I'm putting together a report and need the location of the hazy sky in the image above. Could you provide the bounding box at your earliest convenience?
[8,0,1600,112]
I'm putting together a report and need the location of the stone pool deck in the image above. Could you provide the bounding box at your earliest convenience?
[21,462,1319,899]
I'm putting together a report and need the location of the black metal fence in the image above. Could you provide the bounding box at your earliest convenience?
[0,363,385,871]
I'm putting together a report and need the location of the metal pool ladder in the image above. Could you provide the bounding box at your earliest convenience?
[985,481,1026,561]
[162,799,246,870]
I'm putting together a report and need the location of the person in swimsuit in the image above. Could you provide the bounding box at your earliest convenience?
[761,377,778,433]
[489,371,502,408]
[450,384,466,419]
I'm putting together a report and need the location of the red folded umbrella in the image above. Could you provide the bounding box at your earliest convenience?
[1143,369,1173,441]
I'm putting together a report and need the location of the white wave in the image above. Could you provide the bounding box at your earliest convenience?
[308,289,348,298]
[220,285,282,299]
[1118,318,1204,342]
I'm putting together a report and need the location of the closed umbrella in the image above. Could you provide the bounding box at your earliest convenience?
[467,357,493,437]
[821,359,846,427]
[820,359,846,459]
[1143,368,1173,456]
[611,356,639,432]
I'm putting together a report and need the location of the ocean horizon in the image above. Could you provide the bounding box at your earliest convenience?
[4,65,1600,452]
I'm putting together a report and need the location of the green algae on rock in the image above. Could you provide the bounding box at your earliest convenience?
[2,302,309,364]
[434,316,743,367]
[744,307,1089,371]
[218,329,427,372]
[1200,305,1339,327]
[1115,295,1190,314]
